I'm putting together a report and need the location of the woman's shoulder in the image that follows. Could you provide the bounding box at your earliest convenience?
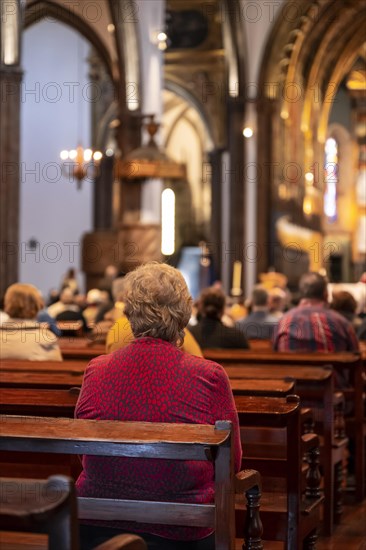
[182,351,228,379]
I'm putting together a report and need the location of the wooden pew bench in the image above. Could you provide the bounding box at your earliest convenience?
[58,338,106,360]
[0,371,84,390]
[0,388,79,417]
[226,365,348,535]
[0,360,87,375]
[0,415,263,550]
[205,349,364,503]
[230,378,295,397]
[0,370,294,398]
[234,395,323,549]
[0,475,147,550]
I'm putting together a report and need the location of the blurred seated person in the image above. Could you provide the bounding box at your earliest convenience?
[47,287,80,319]
[330,290,362,331]
[189,287,249,349]
[0,283,62,361]
[97,264,118,300]
[90,274,126,344]
[76,262,241,550]
[236,286,279,340]
[268,287,287,319]
[0,310,9,323]
[274,272,359,353]
[37,303,62,337]
[227,300,247,323]
[82,289,108,327]
[56,309,88,337]
[60,267,79,294]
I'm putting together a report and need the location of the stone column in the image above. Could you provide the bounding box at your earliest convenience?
[0,67,22,299]
[208,148,223,281]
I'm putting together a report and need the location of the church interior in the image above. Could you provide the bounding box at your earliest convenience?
[0,1,365,549]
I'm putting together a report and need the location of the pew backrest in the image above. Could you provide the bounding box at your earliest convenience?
[0,416,253,550]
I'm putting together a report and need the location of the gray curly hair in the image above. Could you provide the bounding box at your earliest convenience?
[122,262,192,346]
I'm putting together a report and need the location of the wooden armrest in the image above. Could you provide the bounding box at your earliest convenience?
[0,475,73,530]
[301,407,314,433]
[301,433,320,454]
[333,392,345,406]
[235,469,262,494]
[94,534,147,550]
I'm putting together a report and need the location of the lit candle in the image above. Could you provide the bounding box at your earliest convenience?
[231,261,242,296]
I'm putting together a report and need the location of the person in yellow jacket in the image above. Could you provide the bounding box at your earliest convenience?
[106,309,203,357]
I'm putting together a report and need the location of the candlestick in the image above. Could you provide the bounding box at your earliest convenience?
[231,261,243,297]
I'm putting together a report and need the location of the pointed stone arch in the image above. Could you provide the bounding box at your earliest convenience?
[256,0,366,276]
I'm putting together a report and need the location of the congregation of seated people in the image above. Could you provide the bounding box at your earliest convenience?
[0,264,365,549]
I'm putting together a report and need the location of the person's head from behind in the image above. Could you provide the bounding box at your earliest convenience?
[60,288,75,305]
[299,272,328,302]
[268,287,286,312]
[111,272,127,303]
[251,286,269,310]
[123,262,192,346]
[4,283,43,320]
[198,286,226,320]
[331,290,357,314]
[104,265,118,280]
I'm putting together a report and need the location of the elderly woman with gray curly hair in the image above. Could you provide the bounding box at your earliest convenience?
[76,262,242,550]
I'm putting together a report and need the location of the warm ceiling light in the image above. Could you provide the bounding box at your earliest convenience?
[93,151,103,162]
[60,150,69,160]
[305,172,314,183]
[243,127,254,138]
[83,149,93,162]
[59,145,103,189]
[157,32,167,42]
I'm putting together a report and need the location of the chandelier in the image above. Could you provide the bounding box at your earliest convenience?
[60,145,103,190]
[59,36,103,190]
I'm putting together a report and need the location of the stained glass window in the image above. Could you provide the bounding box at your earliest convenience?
[324,137,339,222]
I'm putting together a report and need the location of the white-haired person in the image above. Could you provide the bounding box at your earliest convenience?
[76,263,241,550]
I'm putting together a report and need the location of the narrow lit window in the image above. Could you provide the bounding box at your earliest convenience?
[324,137,339,222]
[161,188,175,255]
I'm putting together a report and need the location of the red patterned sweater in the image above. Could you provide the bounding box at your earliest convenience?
[75,337,242,541]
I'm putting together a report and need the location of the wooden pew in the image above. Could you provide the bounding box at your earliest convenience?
[226,365,347,535]
[203,349,360,368]
[248,339,273,351]
[0,371,84,390]
[0,388,79,418]
[0,415,263,550]
[230,378,295,397]
[0,475,148,550]
[234,395,323,549]
[205,349,365,503]
[0,370,294,398]
[0,359,87,375]
[59,338,106,360]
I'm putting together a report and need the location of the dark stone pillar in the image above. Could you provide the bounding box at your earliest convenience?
[208,149,223,280]
[0,68,22,300]
[227,96,245,291]
[256,97,275,276]
[93,155,114,230]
